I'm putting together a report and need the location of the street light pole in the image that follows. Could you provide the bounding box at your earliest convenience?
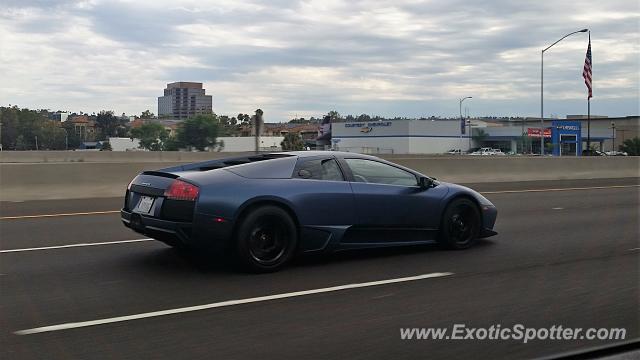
[459,96,472,151]
[611,122,616,152]
[62,128,68,150]
[540,28,589,156]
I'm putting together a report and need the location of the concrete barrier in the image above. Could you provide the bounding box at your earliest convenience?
[0,151,252,163]
[0,152,638,201]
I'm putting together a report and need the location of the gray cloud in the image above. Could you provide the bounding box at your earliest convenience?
[1,0,638,120]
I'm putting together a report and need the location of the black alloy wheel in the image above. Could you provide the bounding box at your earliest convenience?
[235,205,297,272]
[439,198,481,249]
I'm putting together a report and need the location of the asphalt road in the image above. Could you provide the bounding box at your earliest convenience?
[1,178,638,359]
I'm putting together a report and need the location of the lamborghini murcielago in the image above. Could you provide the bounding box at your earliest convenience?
[121,151,497,272]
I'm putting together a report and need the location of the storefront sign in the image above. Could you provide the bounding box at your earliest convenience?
[527,128,551,138]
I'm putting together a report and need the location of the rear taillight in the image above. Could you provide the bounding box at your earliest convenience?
[164,179,199,201]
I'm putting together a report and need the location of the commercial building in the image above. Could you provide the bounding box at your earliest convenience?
[330,116,638,155]
[481,116,638,154]
[158,82,213,119]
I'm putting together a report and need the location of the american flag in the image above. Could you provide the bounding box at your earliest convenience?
[583,37,592,99]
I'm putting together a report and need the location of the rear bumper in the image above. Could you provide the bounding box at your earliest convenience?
[121,209,193,246]
[121,209,233,250]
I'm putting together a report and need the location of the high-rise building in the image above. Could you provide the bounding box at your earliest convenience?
[158,82,213,119]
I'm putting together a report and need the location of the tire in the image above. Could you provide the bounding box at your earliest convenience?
[439,198,481,250]
[234,205,298,272]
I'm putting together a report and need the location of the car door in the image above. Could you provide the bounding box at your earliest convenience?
[289,156,357,226]
[340,158,445,243]
[289,156,356,251]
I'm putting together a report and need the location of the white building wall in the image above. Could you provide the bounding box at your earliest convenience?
[409,120,471,153]
[108,137,142,151]
[332,120,470,154]
[216,136,284,152]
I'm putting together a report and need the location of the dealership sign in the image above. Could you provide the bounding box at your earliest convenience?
[343,121,393,134]
[527,128,551,138]
[345,121,392,128]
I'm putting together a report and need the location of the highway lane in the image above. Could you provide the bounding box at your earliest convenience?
[0,179,638,359]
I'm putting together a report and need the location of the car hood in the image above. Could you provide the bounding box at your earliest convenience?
[439,182,495,207]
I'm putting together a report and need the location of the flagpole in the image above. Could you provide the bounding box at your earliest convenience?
[586,31,591,152]
[540,29,588,156]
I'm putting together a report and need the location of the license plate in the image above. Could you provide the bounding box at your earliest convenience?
[136,196,155,214]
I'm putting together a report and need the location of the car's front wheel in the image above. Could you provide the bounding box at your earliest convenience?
[235,205,298,272]
[439,198,481,249]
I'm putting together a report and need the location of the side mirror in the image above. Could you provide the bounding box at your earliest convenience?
[419,176,435,190]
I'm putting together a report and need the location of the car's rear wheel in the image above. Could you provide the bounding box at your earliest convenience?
[439,198,481,249]
[235,205,298,272]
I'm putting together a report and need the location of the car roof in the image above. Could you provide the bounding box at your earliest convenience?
[278,151,376,159]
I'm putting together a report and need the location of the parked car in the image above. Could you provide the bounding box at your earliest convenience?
[121,152,498,272]
[470,148,495,156]
[492,149,506,156]
[582,149,607,156]
[605,151,628,156]
[447,149,463,155]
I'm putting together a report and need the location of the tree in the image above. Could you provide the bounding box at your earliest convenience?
[619,137,640,155]
[140,110,154,119]
[327,110,341,121]
[100,141,112,151]
[95,110,122,140]
[130,122,169,151]
[163,136,182,151]
[0,106,19,149]
[36,120,67,150]
[356,114,371,122]
[281,132,304,151]
[62,121,82,149]
[177,114,219,151]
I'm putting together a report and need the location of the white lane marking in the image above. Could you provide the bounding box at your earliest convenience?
[14,272,453,335]
[552,207,564,210]
[482,184,639,194]
[628,248,640,252]
[0,210,120,220]
[0,239,153,253]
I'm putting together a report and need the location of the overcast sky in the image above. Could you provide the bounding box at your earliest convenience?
[1,0,638,121]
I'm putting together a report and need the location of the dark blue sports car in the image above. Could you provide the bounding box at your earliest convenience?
[121,151,497,271]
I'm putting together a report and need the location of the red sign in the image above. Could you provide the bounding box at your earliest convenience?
[527,128,551,138]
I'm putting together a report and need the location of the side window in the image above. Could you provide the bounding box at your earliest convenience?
[344,158,418,186]
[294,158,344,181]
